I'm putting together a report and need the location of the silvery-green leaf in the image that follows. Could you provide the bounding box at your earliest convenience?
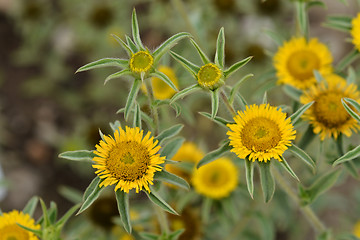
[154,170,190,190]
[58,150,95,162]
[170,84,201,103]
[155,124,183,145]
[131,9,145,50]
[259,162,275,203]
[296,1,308,38]
[278,156,299,181]
[190,38,210,64]
[282,85,303,102]
[214,27,225,69]
[150,70,178,91]
[324,15,352,32]
[201,197,212,223]
[197,142,232,168]
[133,102,142,129]
[55,203,80,228]
[333,144,360,166]
[343,97,360,114]
[125,79,142,121]
[336,49,360,72]
[245,159,254,199]
[313,70,324,83]
[346,67,356,84]
[145,191,178,215]
[160,137,185,159]
[306,1,326,9]
[115,190,132,233]
[262,91,268,104]
[111,34,133,56]
[168,229,185,240]
[289,101,314,126]
[211,89,220,119]
[22,196,39,217]
[104,69,131,85]
[170,51,200,77]
[342,98,360,123]
[76,58,128,73]
[229,73,253,105]
[288,144,316,173]
[199,112,232,128]
[223,57,252,79]
[110,120,121,132]
[77,176,103,215]
[126,35,139,53]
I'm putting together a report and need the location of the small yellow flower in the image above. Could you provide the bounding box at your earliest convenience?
[353,220,360,238]
[300,74,360,140]
[0,210,40,240]
[273,37,333,90]
[227,104,296,162]
[93,126,165,193]
[192,157,238,199]
[197,63,223,90]
[129,51,154,74]
[351,13,360,51]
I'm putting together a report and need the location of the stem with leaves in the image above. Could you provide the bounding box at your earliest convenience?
[144,79,160,135]
[220,90,236,117]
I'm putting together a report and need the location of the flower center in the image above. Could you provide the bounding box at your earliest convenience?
[130,51,154,73]
[287,50,320,80]
[241,117,282,152]
[204,167,229,188]
[106,141,151,182]
[0,224,29,240]
[197,63,222,88]
[314,91,350,128]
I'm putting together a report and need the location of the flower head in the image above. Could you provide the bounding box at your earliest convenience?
[351,13,360,51]
[300,74,360,140]
[129,51,154,74]
[353,220,360,238]
[273,37,333,90]
[227,104,296,162]
[0,210,40,240]
[93,126,165,193]
[197,63,224,90]
[192,157,238,199]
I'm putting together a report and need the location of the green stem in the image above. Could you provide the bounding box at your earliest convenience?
[144,79,160,135]
[154,205,170,235]
[220,90,236,117]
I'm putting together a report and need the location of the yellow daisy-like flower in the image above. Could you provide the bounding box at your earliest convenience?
[227,104,296,162]
[0,210,40,240]
[273,37,333,90]
[351,13,360,51]
[93,126,165,193]
[300,74,360,140]
[197,63,224,90]
[192,157,238,199]
[353,220,360,238]
[129,51,154,74]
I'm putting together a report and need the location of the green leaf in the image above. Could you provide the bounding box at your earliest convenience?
[170,51,200,77]
[215,27,225,69]
[111,34,133,56]
[131,9,145,50]
[55,203,80,228]
[155,124,183,145]
[211,89,220,119]
[190,38,210,64]
[145,190,178,215]
[170,84,201,103]
[346,67,356,84]
[58,150,96,162]
[168,229,185,240]
[336,49,360,72]
[223,56,252,79]
[126,35,139,53]
[154,170,190,190]
[104,69,131,85]
[198,112,232,128]
[262,91,268,104]
[288,144,316,173]
[343,161,359,179]
[153,32,192,63]
[324,15,352,32]
[133,102,142,129]
[160,137,185,159]
[48,201,58,224]
[342,98,360,123]
[197,142,232,168]
[289,101,314,126]
[333,144,360,166]
[76,58,128,73]
[125,79,142,121]
[229,73,253,105]
[139,232,159,240]
[234,92,248,110]
[278,156,299,181]
[110,120,121,132]
[244,159,254,199]
[313,70,324,83]
[296,1,308,38]
[282,85,303,101]
[77,176,104,215]
[201,197,212,223]
[17,224,42,236]
[40,199,50,227]
[115,190,132,233]
[58,186,83,204]
[259,162,275,203]
[306,1,326,9]
[150,70,178,91]
[22,196,38,217]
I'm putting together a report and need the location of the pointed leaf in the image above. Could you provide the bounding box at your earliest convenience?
[115,190,132,233]
[77,176,104,215]
[154,170,190,190]
[133,102,142,129]
[139,232,159,240]
[111,34,133,56]
[343,161,359,179]
[126,35,139,53]
[347,67,356,84]
[55,203,80,228]
[170,84,201,103]
[214,27,225,68]
[153,32,192,63]
[76,58,128,73]
[229,73,253,104]
[296,1,308,38]
[150,70,178,91]
[110,120,121,132]
[125,79,142,121]
[245,159,254,199]
[190,38,210,64]
[170,51,200,77]
[333,144,360,166]
[262,91,268,104]
[58,150,95,162]
[48,201,57,224]
[17,224,42,236]
[224,56,252,78]
[313,70,324,83]
[104,69,131,85]
[40,199,50,227]
[288,144,316,172]
[199,111,231,128]
[160,137,185,159]
[306,169,341,203]
[145,190,178,215]
[22,196,38,217]
[259,162,275,203]
[324,15,352,32]
[169,229,185,240]
[132,9,145,50]
[336,49,360,72]
[211,89,219,119]
[282,85,303,101]
[155,124,183,145]
[278,156,299,181]
[235,92,248,110]
[342,98,360,123]
[289,101,314,126]
[201,197,212,223]
[197,142,232,168]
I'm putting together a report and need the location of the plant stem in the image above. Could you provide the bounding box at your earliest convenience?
[144,79,160,135]
[220,90,236,117]
[154,205,170,235]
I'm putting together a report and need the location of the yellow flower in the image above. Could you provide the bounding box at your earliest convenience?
[197,63,223,90]
[0,210,40,240]
[227,104,296,162]
[192,157,238,199]
[93,126,165,193]
[119,234,135,240]
[351,13,360,51]
[129,51,154,74]
[273,37,333,90]
[300,74,360,140]
[353,220,360,238]
[141,66,179,100]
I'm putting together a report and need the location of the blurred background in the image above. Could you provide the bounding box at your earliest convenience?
[0,0,360,239]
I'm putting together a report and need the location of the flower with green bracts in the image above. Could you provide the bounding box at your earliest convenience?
[169,27,252,118]
[76,9,191,120]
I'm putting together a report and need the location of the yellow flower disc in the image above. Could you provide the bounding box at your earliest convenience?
[129,51,154,74]
[93,126,165,193]
[0,210,40,240]
[353,220,360,238]
[273,37,333,90]
[300,74,360,140]
[351,13,360,51]
[197,63,223,90]
[227,104,296,162]
[192,157,238,199]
